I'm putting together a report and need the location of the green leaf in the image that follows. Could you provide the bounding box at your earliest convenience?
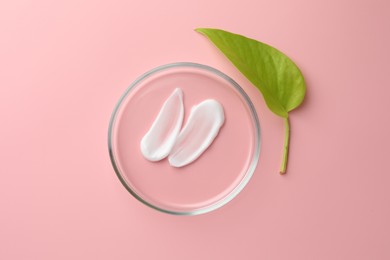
[196,28,306,174]
[195,28,305,118]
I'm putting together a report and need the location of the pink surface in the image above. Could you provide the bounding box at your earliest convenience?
[0,0,389,259]
[111,66,256,212]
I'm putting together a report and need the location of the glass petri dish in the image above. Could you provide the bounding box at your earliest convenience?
[108,62,260,215]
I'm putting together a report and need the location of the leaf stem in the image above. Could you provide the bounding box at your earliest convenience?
[280,117,290,174]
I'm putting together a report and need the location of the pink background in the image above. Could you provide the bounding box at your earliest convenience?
[0,0,389,259]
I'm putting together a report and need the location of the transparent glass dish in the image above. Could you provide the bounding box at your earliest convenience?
[108,62,260,215]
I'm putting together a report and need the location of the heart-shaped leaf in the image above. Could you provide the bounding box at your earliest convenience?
[196,28,306,174]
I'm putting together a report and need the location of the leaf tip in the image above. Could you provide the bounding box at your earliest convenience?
[194,28,206,35]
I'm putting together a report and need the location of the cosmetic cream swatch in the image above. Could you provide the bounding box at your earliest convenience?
[140,88,184,161]
[140,88,224,168]
[168,100,224,167]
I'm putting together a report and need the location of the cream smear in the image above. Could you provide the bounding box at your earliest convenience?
[140,88,184,161]
[168,100,224,167]
[140,88,224,167]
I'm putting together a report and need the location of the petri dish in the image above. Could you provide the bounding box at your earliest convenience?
[108,62,260,215]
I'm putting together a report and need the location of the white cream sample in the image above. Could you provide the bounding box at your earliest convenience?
[168,99,225,167]
[140,88,184,161]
